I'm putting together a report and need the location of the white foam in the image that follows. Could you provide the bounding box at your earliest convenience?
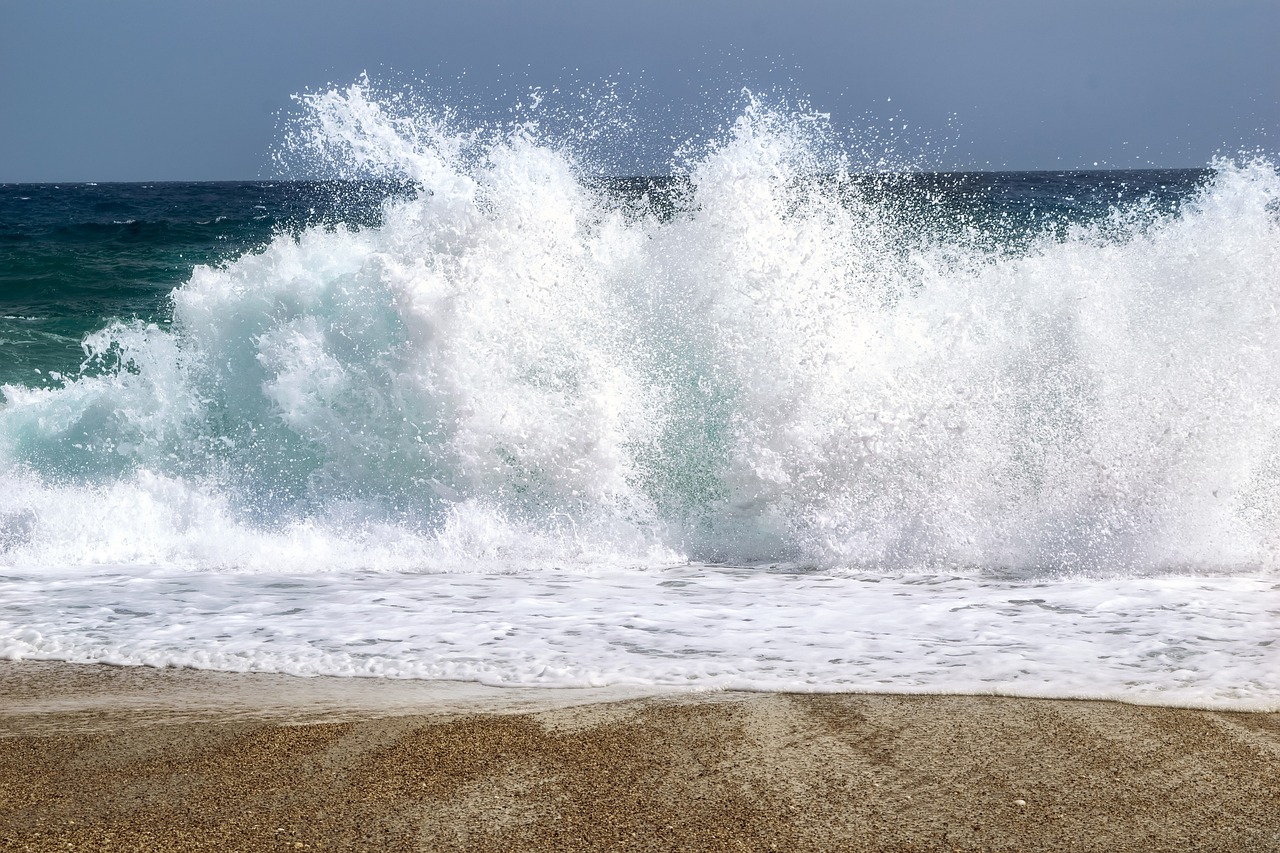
[1,565,1275,710]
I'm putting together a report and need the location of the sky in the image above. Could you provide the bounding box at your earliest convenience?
[1,0,1277,181]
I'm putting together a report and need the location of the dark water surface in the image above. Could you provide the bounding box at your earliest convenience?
[0,181,402,384]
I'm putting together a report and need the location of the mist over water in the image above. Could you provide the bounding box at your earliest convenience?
[1,82,1278,705]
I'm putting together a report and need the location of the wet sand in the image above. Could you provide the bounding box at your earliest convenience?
[1,662,1278,851]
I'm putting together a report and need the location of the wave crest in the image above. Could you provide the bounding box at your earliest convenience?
[3,83,1279,574]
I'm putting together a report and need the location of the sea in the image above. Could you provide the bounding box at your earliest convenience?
[1,84,1277,709]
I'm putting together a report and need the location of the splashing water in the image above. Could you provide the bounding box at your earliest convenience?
[2,83,1278,705]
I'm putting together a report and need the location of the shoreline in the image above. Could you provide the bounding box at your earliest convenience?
[0,660,686,737]
[2,662,1278,851]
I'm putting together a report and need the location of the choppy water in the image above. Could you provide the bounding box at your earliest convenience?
[1,83,1277,708]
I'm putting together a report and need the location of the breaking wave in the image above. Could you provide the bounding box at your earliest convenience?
[2,82,1279,575]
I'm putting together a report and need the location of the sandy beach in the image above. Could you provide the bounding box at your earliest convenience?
[0,663,1276,851]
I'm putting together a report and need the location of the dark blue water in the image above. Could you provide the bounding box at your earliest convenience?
[0,181,406,385]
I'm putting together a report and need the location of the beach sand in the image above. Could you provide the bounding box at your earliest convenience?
[1,662,1277,851]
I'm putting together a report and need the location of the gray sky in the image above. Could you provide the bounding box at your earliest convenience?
[2,0,1277,181]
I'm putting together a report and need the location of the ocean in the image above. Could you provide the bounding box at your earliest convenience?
[1,85,1277,709]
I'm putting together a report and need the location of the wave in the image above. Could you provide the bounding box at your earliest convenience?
[2,83,1279,575]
